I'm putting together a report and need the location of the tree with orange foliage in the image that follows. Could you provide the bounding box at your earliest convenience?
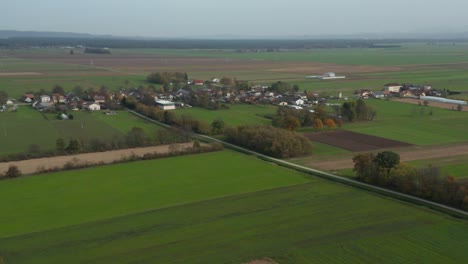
[313,118,323,129]
[325,118,336,128]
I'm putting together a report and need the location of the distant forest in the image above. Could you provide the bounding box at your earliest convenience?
[2,37,468,49]
[0,37,408,49]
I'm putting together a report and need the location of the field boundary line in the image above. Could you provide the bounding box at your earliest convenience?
[128,110,468,219]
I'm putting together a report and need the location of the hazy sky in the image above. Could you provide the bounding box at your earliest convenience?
[2,0,468,37]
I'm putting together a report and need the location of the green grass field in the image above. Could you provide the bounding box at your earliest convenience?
[117,43,468,65]
[344,99,468,145]
[408,155,468,179]
[175,104,277,126]
[0,108,160,156]
[0,151,467,263]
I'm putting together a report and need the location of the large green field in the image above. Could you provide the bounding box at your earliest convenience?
[0,151,467,263]
[344,99,468,145]
[408,154,468,179]
[3,44,468,100]
[0,108,160,156]
[118,43,468,65]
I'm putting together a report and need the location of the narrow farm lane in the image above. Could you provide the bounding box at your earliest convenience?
[307,143,468,170]
[0,143,193,175]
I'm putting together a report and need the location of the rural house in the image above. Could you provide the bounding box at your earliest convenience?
[52,93,66,103]
[88,103,101,111]
[93,95,106,104]
[384,83,402,93]
[40,95,51,103]
[22,94,35,103]
[193,80,204,86]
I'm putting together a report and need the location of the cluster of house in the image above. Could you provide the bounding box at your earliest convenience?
[169,82,326,110]
[0,99,18,112]
[356,83,443,99]
[26,93,106,111]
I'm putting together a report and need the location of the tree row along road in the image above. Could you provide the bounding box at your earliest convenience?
[129,110,468,219]
[0,143,193,175]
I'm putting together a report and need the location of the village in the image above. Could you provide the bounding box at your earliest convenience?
[0,78,461,115]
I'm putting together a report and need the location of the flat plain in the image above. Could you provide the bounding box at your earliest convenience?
[0,108,159,156]
[0,151,467,264]
[1,44,468,263]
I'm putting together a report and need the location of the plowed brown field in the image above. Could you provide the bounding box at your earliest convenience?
[304,130,412,151]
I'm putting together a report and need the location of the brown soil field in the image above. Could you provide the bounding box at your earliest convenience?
[0,143,193,175]
[0,72,42,76]
[305,142,468,170]
[305,130,412,151]
[394,98,468,112]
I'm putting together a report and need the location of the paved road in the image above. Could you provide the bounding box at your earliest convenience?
[129,110,468,219]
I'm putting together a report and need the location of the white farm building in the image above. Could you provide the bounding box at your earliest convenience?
[156,100,176,110]
[306,72,346,80]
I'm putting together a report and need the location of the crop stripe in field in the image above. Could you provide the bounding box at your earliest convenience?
[129,110,468,220]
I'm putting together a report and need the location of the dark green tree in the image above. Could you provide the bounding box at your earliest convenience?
[52,85,65,95]
[211,119,225,134]
[125,127,147,147]
[342,101,356,122]
[56,138,66,153]
[374,151,400,181]
[6,165,22,178]
[355,99,368,120]
[0,91,8,105]
[65,138,81,154]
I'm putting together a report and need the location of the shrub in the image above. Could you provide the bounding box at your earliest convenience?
[5,165,21,178]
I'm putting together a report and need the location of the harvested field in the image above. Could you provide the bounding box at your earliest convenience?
[394,98,468,112]
[0,143,193,175]
[304,130,412,151]
[0,72,42,76]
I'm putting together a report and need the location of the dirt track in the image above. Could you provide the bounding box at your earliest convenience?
[305,143,468,170]
[0,72,42,76]
[394,98,468,111]
[0,143,193,175]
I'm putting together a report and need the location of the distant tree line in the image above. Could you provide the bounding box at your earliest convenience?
[272,106,340,131]
[130,99,311,158]
[224,125,311,158]
[185,92,231,110]
[1,142,224,179]
[336,99,377,122]
[0,126,190,163]
[147,72,188,85]
[353,151,468,210]
[84,47,111,54]
[0,37,405,49]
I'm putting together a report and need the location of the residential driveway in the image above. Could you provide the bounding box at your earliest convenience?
[0,143,193,175]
